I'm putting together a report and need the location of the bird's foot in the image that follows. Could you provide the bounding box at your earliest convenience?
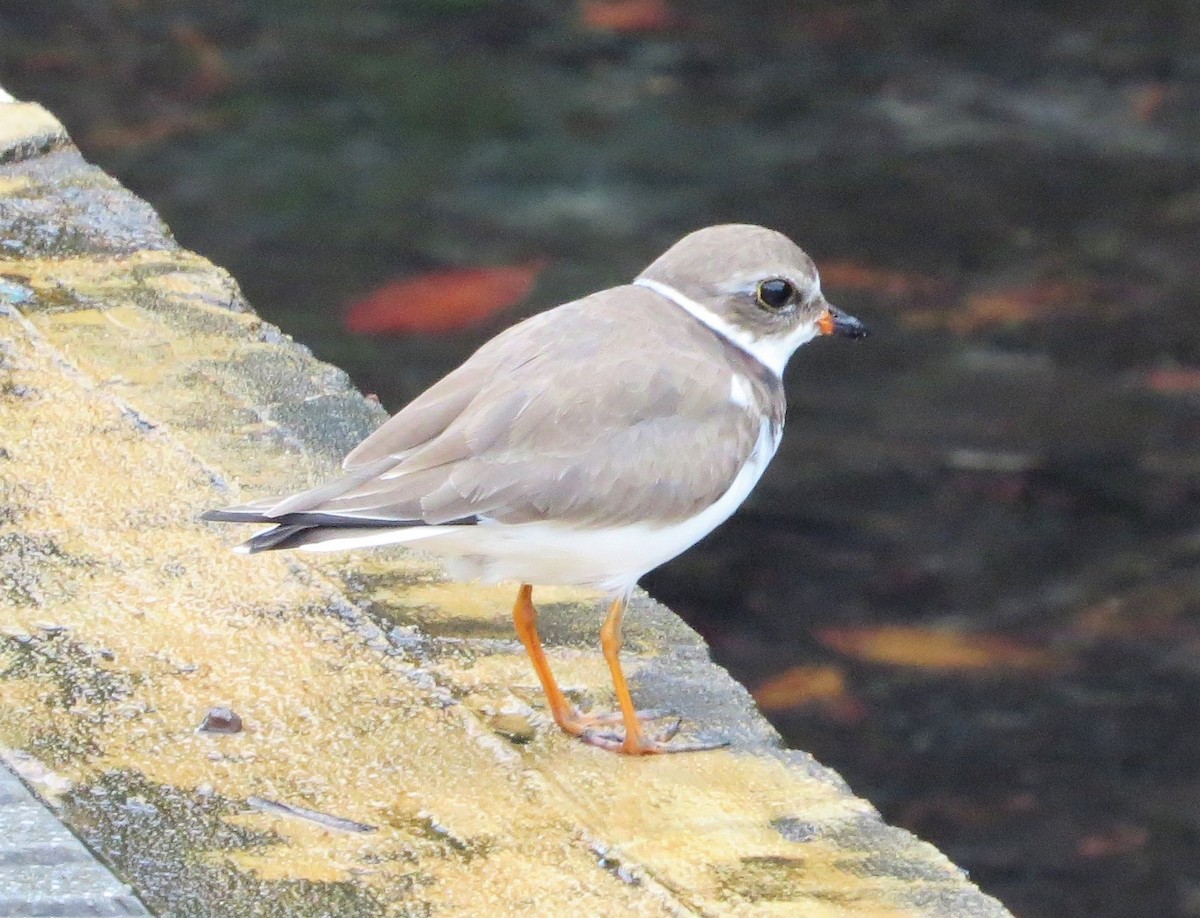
[572,707,675,730]
[555,706,677,737]
[579,725,729,755]
[554,707,727,755]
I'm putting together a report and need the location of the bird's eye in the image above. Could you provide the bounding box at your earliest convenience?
[755,278,796,311]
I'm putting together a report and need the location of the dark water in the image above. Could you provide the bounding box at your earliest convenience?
[4,2,1200,915]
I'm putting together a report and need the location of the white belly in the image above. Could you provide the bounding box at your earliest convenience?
[302,421,780,594]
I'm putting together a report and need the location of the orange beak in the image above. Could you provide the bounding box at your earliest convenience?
[818,305,869,339]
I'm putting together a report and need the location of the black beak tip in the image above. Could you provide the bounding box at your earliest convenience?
[841,319,869,340]
[834,313,869,339]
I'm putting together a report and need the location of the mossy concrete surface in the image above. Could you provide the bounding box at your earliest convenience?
[0,89,1013,917]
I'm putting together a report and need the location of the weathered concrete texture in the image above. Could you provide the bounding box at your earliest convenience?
[0,89,1013,917]
[0,754,149,917]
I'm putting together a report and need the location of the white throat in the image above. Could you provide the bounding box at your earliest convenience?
[633,277,819,376]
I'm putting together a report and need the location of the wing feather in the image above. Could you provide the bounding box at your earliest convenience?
[209,286,782,533]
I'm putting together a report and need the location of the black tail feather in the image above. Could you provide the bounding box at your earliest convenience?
[204,509,433,529]
[242,523,451,553]
[203,507,480,554]
[242,524,312,553]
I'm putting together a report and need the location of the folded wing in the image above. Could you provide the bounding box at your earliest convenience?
[203,287,777,550]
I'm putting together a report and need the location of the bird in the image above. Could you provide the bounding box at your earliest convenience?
[203,224,869,755]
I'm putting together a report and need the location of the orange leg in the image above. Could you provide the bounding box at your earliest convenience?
[599,592,645,754]
[512,585,723,755]
[512,583,580,732]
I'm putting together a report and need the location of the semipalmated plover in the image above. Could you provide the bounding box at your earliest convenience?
[204,224,868,754]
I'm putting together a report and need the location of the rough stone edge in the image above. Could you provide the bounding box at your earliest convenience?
[0,751,151,917]
[0,93,72,164]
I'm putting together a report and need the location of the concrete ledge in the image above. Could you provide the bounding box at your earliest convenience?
[0,97,70,164]
[0,754,149,917]
[0,88,1012,916]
